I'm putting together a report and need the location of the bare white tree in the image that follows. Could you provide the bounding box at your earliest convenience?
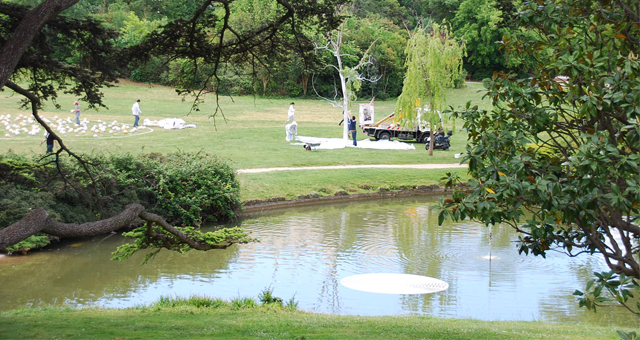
[314,24,379,140]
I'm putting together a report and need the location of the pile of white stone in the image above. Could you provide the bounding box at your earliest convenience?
[1,114,41,137]
[1,114,148,138]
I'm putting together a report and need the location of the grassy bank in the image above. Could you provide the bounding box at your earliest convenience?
[0,84,631,339]
[0,80,482,200]
[238,168,466,201]
[0,304,625,340]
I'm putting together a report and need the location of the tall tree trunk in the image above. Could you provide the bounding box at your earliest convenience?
[428,132,434,156]
[333,30,349,140]
[301,74,309,95]
[381,67,388,93]
[0,0,80,90]
[260,74,269,94]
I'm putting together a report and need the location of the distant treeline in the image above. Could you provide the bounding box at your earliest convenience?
[9,0,520,99]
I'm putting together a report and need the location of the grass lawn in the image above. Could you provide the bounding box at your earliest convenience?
[2,84,633,339]
[0,305,627,340]
[1,80,484,201]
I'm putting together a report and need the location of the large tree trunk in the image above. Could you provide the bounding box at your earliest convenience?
[0,204,236,252]
[0,0,80,90]
[0,204,145,249]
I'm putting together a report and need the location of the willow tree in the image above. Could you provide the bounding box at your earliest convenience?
[395,24,464,155]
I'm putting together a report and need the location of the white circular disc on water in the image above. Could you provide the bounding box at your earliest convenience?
[341,273,449,295]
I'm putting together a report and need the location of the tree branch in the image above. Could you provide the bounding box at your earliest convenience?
[0,0,80,90]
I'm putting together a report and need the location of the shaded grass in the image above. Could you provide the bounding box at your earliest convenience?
[0,305,626,340]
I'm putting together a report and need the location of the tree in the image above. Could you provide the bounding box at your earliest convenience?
[394,23,464,155]
[399,0,463,23]
[344,14,408,99]
[314,16,378,140]
[452,0,505,71]
[0,0,345,256]
[350,0,408,26]
[439,0,640,320]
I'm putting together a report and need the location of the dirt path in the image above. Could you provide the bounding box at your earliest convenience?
[237,163,467,174]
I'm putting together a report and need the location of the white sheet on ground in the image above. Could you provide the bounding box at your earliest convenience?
[295,136,415,150]
[143,118,196,129]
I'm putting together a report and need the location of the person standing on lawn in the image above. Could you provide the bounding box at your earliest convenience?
[287,102,295,123]
[132,99,142,127]
[40,132,57,153]
[347,115,357,147]
[73,101,81,125]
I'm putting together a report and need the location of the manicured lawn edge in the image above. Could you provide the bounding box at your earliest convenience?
[0,306,626,340]
[240,184,454,214]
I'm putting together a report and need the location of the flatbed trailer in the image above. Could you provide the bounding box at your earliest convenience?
[361,112,431,143]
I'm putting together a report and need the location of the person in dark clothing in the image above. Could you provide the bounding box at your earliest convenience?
[347,115,357,147]
[40,132,57,153]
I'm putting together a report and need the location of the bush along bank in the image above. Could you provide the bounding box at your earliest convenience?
[0,151,241,254]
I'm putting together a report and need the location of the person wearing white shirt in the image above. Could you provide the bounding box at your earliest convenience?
[287,102,295,123]
[132,99,142,127]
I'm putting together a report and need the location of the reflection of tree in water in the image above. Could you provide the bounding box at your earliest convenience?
[314,198,446,313]
[232,208,346,313]
[538,287,639,327]
[316,200,418,312]
[537,256,640,327]
[239,199,444,314]
[2,196,626,325]
[0,234,239,310]
[393,200,450,313]
[393,202,526,315]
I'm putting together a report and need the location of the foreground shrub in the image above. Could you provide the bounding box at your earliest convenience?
[0,151,241,252]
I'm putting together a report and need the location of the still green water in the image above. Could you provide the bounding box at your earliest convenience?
[0,196,636,327]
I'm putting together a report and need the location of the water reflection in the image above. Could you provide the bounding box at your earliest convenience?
[0,196,636,327]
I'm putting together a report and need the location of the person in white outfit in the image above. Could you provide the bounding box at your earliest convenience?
[132,99,142,127]
[287,102,295,123]
[285,121,298,141]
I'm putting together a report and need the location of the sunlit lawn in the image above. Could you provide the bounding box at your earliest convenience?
[0,80,488,200]
[0,306,627,340]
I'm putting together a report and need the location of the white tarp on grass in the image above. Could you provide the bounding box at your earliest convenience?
[295,136,415,150]
[143,118,196,130]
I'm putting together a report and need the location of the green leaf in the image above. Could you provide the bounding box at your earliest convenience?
[438,210,446,226]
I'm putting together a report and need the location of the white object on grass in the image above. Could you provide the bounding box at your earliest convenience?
[295,136,416,150]
[340,273,449,295]
[143,118,196,129]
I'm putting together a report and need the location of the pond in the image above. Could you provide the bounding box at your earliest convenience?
[0,196,636,327]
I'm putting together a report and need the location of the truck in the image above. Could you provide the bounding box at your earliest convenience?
[358,103,441,144]
[361,112,432,143]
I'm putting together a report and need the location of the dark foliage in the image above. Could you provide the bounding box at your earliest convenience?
[0,151,241,232]
[0,2,121,110]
